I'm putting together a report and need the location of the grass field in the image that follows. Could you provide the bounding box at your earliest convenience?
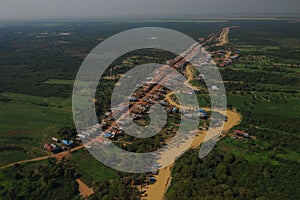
[0,93,73,166]
[218,30,300,170]
[43,79,74,85]
[227,93,300,118]
[70,149,119,186]
[261,46,280,51]
[219,137,300,165]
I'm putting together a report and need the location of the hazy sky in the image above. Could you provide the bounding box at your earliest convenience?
[0,0,298,20]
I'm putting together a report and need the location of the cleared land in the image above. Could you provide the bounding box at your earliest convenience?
[0,93,73,166]
[76,179,94,199]
[43,79,74,85]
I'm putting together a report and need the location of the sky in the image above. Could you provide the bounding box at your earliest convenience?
[0,0,298,20]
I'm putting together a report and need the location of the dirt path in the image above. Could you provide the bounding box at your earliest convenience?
[225,50,232,60]
[0,145,85,170]
[142,165,173,200]
[0,145,94,199]
[165,91,187,110]
[0,155,50,170]
[76,179,94,199]
[184,65,202,91]
[223,109,242,132]
[0,146,94,198]
[216,27,230,46]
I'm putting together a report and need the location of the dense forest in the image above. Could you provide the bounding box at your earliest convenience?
[0,159,80,199]
[166,149,300,200]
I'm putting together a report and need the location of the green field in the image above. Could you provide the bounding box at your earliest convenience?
[219,135,300,165]
[70,150,119,186]
[227,93,300,118]
[43,79,74,85]
[0,93,73,166]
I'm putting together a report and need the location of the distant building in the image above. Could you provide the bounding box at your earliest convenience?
[148,177,157,182]
[160,101,167,106]
[105,112,111,117]
[77,134,86,139]
[172,107,178,113]
[103,133,113,138]
[44,144,53,151]
[234,130,250,138]
[61,139,73,146]
[128,97,137,101]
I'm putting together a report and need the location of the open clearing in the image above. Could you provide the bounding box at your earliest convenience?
[43,79,74,85]
[76,179,94,199]
[70,150,119,186]
[0,93,73,166]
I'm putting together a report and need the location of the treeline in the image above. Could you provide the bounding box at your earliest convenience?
[0,159,81,200]
[224,82,298,94]
[236,111,300,152]
[0,64,74,98]
[221,69,299,86]
[166,149,300,200]
[89,178,141,200]
[0,146,26,153]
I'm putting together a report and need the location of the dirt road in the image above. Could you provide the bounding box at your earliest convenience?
[0,155,50,170]
[223,109,242,132]
[76,179,94,199]
[184,65,202,91]
[0,145,85,170]
[225,50,232,60]
[216,27,230,46]
[142,165,173,200]
[0,146,94,199]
